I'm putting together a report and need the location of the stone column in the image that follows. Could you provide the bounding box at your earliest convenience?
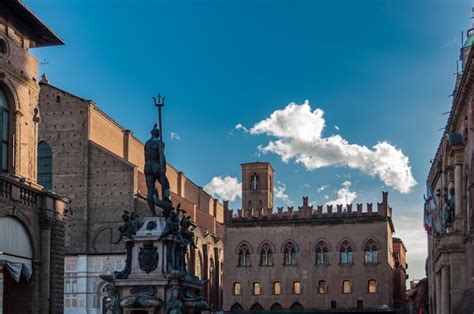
[0,265,4,314]
[441,266,450,314]
[435,271,441,314]
[40,214,52,314]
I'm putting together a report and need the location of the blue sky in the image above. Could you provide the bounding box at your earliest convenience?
[27,0,471,280]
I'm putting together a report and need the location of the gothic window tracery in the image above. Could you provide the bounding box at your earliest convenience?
[316,241,329,265]
[237,243,251,267]
[339,241,353,264]
[364,240,378,264]
[260,242,273,266]
[283,241,297,266]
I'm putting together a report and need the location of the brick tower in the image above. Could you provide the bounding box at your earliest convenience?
[241,162,274,210]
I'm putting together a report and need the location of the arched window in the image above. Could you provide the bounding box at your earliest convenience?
[290,302,304,310]
[368,280,377,294]
[0,88,9,172]
[316,241,329,265]
[252,282,261,295]
[342,280,351,294]
[270,303,282,311]
[250,303,263,311]
[258,200,263,208]
[260,242,273,266]
[283,242,297,266]
[248,200,253,209]
[339,241,353,264]
[230,303,244,312]
[38,141,53,190]
[364,240,378,264]
[318,280,327,294]
[273,281,281,295]
[250,173,259,190]
[238,243,251,267]
[233,282,241,295]
[292,281,302,295]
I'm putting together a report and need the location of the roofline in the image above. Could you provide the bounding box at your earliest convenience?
[427,42,474,183]
[14,0,65,47]
[40,81,91,103]
[240,161,274,171]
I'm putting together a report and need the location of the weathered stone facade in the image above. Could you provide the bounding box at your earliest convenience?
[37,82,224,313]
[0,2,68,313]
[426,25,474,314]
[223,162,407,312]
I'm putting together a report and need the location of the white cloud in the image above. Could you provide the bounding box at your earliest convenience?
[274,182,291,205]
[204,176,242,202]
[250,101,416,193]
[334,125,340,131]
[170,132,181,141]
[235,123,249,133]
[303,183,310,188]
[317,185,330,193]
[325,181,357,206]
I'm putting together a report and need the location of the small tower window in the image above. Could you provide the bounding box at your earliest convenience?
[250,173,259,190]
[56,95,61,103]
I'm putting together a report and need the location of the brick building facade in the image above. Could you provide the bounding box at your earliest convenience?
[37,81,224,313]
[0,2,69,313]
[223,162,407,312]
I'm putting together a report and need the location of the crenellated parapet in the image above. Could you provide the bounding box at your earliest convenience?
[225,191,392,224]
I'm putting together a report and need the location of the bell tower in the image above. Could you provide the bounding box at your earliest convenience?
[241,162,274,210]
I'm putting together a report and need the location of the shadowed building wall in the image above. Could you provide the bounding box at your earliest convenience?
[0,2,68,313]
[38,81,224,313]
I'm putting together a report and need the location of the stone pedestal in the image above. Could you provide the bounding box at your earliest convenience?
[101,216,207,314]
